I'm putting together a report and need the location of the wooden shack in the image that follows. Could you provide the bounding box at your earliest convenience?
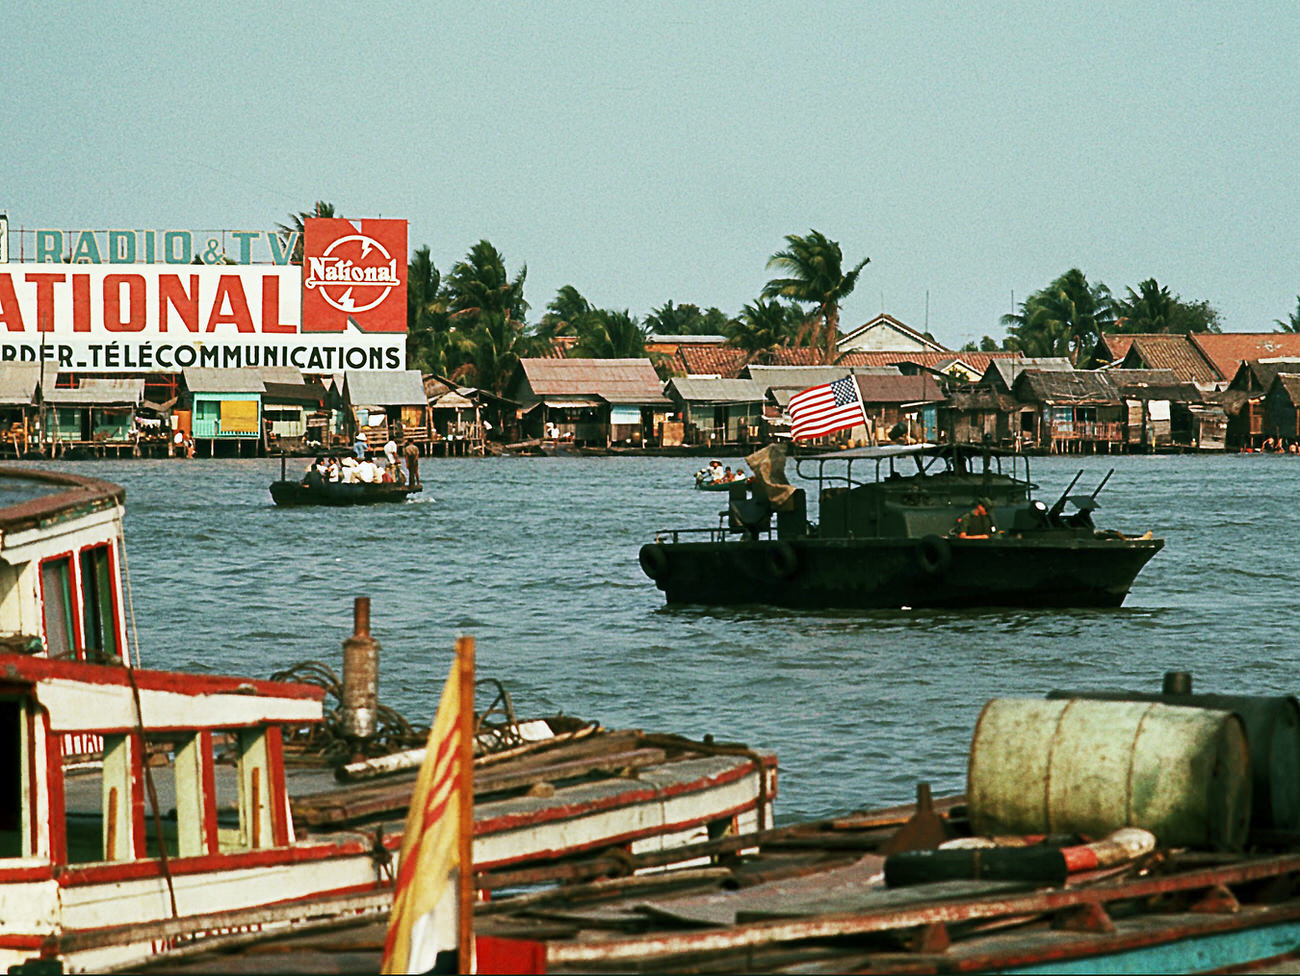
[341,370,428,449]
[44,378,144,455]
[1223,359,1300,449]
[179,368,265,456]
[512,359,670,447]
[663,376,765,447]
[1264,373,1300,444]
[1104,368,1203,451]
[1012,370,1123,453]
[0,363,40,457]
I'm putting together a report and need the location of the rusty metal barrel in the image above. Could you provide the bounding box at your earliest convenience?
[1048,682,1300,837]
[340,597,379,739]
[968,698,1251,850]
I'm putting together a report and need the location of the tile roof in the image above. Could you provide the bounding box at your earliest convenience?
[676,346,751,377]
[343,370,427,406]
[1120,336,1221,386]
[1189,333,1300,383]
[517,358,668,404]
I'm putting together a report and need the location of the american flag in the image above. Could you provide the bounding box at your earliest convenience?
[788,375,867,440]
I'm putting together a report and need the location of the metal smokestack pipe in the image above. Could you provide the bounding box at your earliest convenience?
[341,597,379,739]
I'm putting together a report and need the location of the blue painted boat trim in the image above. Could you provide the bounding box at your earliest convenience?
[997,920,1300,974]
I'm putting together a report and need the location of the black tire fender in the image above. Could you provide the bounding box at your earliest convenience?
[766,541,799,579]
[639,543,670,580]
[917,534,953,574]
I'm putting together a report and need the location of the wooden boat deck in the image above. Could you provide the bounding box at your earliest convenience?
[140,796,1300,974]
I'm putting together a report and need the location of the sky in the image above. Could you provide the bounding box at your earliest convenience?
[4,1,1297,348]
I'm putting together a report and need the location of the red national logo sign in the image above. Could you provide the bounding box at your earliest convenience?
[302,218,407,333]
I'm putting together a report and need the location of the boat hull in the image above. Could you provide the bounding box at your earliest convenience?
[641,535,1164,610]
[268,480,422,507]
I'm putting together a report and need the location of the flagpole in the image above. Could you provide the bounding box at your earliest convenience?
[456,635,476,974]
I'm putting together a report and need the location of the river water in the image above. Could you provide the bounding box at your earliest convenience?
[23,452,1299,825]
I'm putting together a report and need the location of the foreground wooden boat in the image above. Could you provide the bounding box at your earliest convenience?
[0,469,775,973]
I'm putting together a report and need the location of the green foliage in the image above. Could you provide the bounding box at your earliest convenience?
[1114,278,1222,334]
[644,301,735,336]
[960,335,1005,353]
[724,299,808,353]
[1275,296,1300,334]
[277,201,336,264]
[537,285,594,339]
[572,309,648,359]
[1000,268,1115,364]
[762,230,869,363]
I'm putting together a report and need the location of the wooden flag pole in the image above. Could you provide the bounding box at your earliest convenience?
[456,635,476,974]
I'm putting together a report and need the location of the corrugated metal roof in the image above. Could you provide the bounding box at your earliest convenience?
[182,368,266,393]
[343,370,427,406]
[855,373,947,404]
[746,366,862,391]
[665,377,765,403]
[0,364,41,405]
[255,366,305,385]
[517,359,668,404]
[45,378,145,407]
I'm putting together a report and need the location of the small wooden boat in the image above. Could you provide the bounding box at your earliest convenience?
[269,479,422,506]
[268,456,422,506]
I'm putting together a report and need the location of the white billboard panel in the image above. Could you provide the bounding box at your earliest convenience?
[0,265,404,372]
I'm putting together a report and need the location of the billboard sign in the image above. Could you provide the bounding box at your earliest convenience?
[302,218,407,333]
[0,265,406,373]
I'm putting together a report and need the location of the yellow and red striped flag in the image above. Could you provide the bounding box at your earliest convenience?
[382,637,475,974]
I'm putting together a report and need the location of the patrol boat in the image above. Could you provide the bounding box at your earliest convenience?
[639,443,1163,609]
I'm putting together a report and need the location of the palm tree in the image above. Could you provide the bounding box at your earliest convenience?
[443,240,529,328]
[437,241,534,396]
[1001,268,1114,364]
[536,285,594,340]
[1276,296,1300,334]
[406,246,457,375]
[761,231,869,363]
[572,309,647,358]
[277,201,336,264]
[724,299,808,353]
[1116,278,1175,333]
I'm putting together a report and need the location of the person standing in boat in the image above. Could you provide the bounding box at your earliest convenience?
[353,430,368,459]
[403,441,421,488]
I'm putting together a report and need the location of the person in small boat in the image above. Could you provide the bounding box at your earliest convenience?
[384,436,399,469]
[326,456,341,482]
[403,441,421,487]
[954,497,996,537]
[340,456,359,483]
[302,457,326,488]
[709,459,725,482]
[353,431,368,459]
[355,452,379,484]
